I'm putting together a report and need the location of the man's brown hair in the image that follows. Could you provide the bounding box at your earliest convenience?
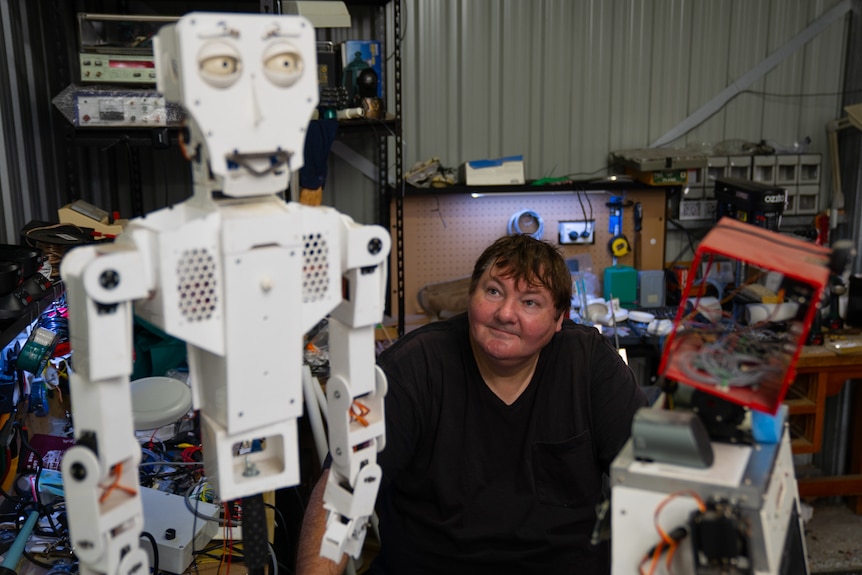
[469,234,573,318]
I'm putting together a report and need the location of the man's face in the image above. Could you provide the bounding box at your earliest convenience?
[468,265,564,367]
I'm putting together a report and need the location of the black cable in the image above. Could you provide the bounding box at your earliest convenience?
[194,542,243,555]
[666,218,704,267]
[194,550,246,562]
[141,531,159,575]
[564,165,611,180]
[33,506,64,538]
[0,481,27,507]
[265,499,292,532]
[17,424,45,503]
[23,549,58,570]
[183,483,238,526]
[15,424,58,538]
[0,429,37,507]
[575,186,588,227]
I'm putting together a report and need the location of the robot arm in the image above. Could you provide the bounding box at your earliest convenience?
[319,221,389,561]
[60,242,153,575]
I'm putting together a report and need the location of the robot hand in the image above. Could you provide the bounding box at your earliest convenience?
[320,359,387,561]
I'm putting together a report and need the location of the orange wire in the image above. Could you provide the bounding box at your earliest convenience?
[226,505,233,575]
[646,541,665,575]
[639,556,649,575]
[99,463,137,503]
[217,502,229,575]
[665,541,679,573]
[653,490,706,544]
[643,490,706,573]
[178,126,191,161]
[350,400,371,426]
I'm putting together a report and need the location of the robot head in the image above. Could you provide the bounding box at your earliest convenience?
[154,13,318,197]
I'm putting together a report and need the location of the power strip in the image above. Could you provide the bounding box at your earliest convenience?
[558,220,595,245]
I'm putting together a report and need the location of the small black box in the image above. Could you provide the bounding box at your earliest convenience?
[714,177,786,231]
[316,41,337,89]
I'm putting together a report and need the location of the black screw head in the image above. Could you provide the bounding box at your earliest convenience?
[367,237,383,255]
[70,462,87,481]
[99,270,120,289]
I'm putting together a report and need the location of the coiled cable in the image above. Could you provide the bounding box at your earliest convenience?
[508,209,544,240]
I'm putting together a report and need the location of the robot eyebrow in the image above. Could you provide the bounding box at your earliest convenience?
[197,22,240,39]
[262,24,302,39]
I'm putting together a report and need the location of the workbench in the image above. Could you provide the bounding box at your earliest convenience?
[785,340,862,513]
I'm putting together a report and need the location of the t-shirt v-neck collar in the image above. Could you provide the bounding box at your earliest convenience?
[467,343,545,409]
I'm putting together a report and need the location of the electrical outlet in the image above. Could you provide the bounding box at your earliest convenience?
[558,220,595,245]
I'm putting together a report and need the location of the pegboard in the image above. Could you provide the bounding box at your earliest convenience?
[392,188,667,317]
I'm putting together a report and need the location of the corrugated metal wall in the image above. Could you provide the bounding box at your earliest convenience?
[0,0,856,248]
[399,0,849,183]
[0,1,69,245]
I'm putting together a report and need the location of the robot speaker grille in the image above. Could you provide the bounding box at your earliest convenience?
[176,248,219,321]
[303,233,330,302]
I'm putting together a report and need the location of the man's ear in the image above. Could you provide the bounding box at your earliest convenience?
[554,312,565,332]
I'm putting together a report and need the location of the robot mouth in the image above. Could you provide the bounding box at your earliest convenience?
[225,149,291,176]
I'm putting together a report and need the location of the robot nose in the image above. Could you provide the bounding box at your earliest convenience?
[249,73,264,127]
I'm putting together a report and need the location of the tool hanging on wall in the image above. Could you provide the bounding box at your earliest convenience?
[632,201,644,260]
[606,196,632,261]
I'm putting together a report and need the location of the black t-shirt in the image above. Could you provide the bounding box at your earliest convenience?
[370,313,647,575]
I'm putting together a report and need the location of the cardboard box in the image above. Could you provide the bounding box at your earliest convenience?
[460,155,525,186]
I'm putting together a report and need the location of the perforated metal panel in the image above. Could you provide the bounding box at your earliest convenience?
[302,232,332,303]
[176,248,219,322]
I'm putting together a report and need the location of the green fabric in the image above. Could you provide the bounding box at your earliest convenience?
[131,316,187,381]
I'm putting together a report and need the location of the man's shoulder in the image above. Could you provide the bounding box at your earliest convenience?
[378,314,467,363]
[557,318,604,342]
[552,319,625,361]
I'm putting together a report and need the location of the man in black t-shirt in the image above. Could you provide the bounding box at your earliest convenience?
[298,234,647,575]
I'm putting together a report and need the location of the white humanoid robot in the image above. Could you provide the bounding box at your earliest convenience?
[60,12,389,575]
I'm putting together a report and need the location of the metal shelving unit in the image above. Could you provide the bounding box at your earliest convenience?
[0,282,65,351]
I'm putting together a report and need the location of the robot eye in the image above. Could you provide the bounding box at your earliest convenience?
[202,55,239,75]
[197,41,242,88]
[262,43,303,87]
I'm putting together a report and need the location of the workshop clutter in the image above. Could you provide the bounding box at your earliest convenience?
[404,155,527,187]
[610,142,822,222]
[659,217,831,415]
[404,157,458,188]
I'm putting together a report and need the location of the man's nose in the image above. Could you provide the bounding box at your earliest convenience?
[495,297,518,321]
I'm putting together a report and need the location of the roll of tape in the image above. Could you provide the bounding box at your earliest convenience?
[608,235,631,257]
